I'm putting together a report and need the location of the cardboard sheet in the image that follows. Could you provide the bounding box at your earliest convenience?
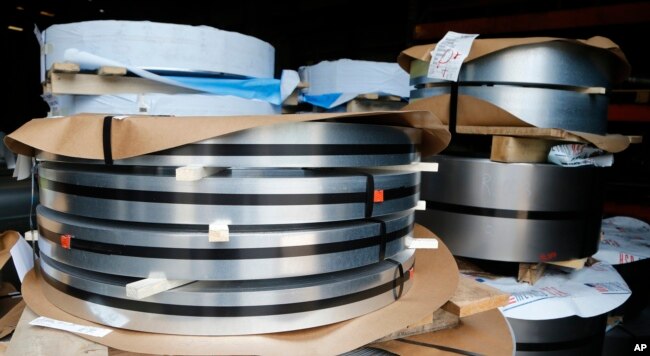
[370,308,514,355]
[405,96,630,153]
[21,225,458,355]
[0,231,20,270]
[397,36,630,77]
[4,111,450,160]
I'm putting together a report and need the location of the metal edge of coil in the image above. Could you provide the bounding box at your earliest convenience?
[409,41,626,88]
[39,249,415,335]
[35,122,422,168]
[409,85,607,135]
[416,156,602,262]
[38,164,421,225]
[37,205,414,280]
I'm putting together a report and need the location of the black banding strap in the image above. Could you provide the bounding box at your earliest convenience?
[368,219,387,262]
[360,172,375,218]
[449,82,459,136]
[385,258,405,300]
[102,116,114,165]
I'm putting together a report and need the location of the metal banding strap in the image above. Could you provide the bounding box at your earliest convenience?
[102,116,113,165]
[449,82,459,136]
[368,219,387,261]
[424,201,597,220]
[385,258,405,300]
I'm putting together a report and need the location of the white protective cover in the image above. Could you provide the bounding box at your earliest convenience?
[43,20,275,78]
[299,59,410,107]
[476,262,630,321]
[593,216,650,264]
[47,94,278,117]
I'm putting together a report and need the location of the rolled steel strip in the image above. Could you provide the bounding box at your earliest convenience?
[409,41,626,88]
[36,122,421,168]
[39,249,415,335]
[416,155,603,263]
[409,85,608,134]
[37,205,413,280]
[44,21,275,79]
[38,163,420,225]
[508,315,607,355]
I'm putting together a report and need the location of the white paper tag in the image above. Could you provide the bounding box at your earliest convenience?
[427,31,479,81]
[30,316,112,337]
[10,236,34,283]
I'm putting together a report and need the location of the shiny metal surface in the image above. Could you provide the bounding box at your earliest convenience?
[36,122,421,168]
[37,206,413,280]
[39,249,415,335]
[416,156,603,262]
[410,41,627,88]
[508,315,607,355]
[410,85,608,134]
[39,164,420,225]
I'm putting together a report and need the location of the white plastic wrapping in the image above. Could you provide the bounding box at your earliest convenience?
[43,21,275,79]
[547,143,614,167]
[474,262,630,320]
[299,59,410,108]
[47,94,278,117]
[594,216,650,264]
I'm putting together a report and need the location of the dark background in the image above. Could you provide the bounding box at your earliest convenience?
[2,0,650,220]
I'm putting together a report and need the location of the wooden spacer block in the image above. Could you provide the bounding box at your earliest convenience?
[441,275,510,318]
[51,62,80,74]
[491,136,557,163]
[518,263,546,285]
[24,230,39,241]
[374,308,459,342]
[208,223,230,242]
[126,278,193,300]
[406,238,438,249]
[97,66,127,76]
[547,257,588,269]
[175,166,221,181]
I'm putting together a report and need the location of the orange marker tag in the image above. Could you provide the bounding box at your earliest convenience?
[373,189,384,203]
[60,234,72,250]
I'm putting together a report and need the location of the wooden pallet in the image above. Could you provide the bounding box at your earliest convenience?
[44,62,199,96]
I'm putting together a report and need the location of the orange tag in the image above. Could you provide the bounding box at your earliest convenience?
[60,234,72,250]
[373,189,384,203]
[408,267,415,279]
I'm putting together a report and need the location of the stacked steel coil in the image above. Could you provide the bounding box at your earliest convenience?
[36,122,423,335]
[409,39,628,354]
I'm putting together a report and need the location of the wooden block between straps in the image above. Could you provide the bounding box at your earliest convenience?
[126,279,193,300]
[490,136,557,163]
[208,224,230,242]
[97,66,127,76]
[628,135,643,144]
[441,275,510,318]
[547,257,588,269]
[50,62,80,74]
[175,166,222,181]
[518,263,546,285]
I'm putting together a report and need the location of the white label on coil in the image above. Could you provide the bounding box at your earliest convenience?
[427,31,479,81]
[30,316,112,337]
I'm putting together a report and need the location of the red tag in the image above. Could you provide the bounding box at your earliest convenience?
[60,234,72,250]
[373,189,384,203]
[408,267,415,279]
[539,251,557,262]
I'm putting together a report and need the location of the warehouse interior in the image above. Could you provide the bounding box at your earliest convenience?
[1,0,649,354]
